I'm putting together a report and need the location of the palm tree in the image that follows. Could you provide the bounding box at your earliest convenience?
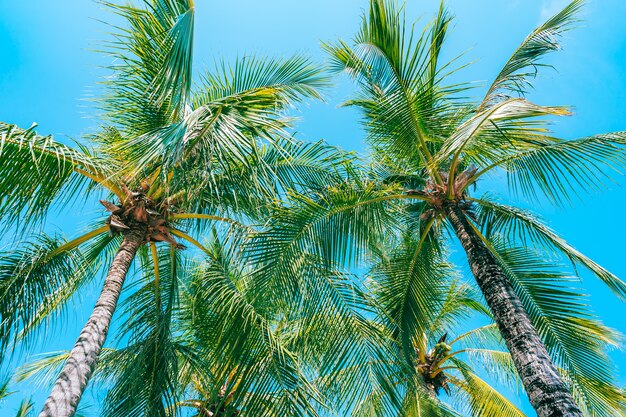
[249,1,626,416]
[306,242,529,417]
[0,1,334,415]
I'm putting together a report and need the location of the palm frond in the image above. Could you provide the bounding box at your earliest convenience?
[177,138,355,221]
[480,0,584,108]
[100,0,195,135]
[471,132,626,206]
[179,237,322,416]
[323,0,469,167]
[0,123,108,229]
[14,397,34,417]
[245,180,400,302]
[435,98,569,170]
[0,233,109,356]
[116,54,328,180]
[450,363,525,417]
[474,196,626,299]
[368,227,448,359]
[427,281,491,337]
[16,230,122,345]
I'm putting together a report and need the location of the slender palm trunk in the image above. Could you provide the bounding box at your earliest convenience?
[39,229,145,417]
[445,205,582,417]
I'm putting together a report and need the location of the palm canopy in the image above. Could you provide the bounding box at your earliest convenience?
[323,0,626,213]
[250,0,626,415]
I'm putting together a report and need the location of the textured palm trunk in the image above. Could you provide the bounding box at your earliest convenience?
[445,205,582,417]
[39,229,145,417]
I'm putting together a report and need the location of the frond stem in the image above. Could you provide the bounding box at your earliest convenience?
[171,229,210,255]
[47,225,109,259]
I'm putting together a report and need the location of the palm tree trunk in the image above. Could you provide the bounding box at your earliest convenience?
[39,229,145,417]
[445,205,582,417]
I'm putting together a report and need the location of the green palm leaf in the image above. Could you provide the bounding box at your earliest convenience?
[0,123,108,229]
[100,0,195,135]
[474,196,626,299]
[480,0,584,109]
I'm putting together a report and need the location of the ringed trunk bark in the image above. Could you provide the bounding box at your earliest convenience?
[445,205,582,417]
[39,229,145,417]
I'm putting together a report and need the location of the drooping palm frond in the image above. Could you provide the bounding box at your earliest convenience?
[468,132,626,206]
[435,98,570,177]
[0,234,103,356]
[246,178,408,286]
[0,123,112,230]
[480,0,584,109]
[473,196,626,299]
[15,231,123,347]
[288,262,402,417]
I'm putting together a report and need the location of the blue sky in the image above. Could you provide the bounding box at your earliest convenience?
[1,0,626,415]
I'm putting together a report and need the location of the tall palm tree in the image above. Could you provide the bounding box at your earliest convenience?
[0,1,334,415]
[249,1,626,416]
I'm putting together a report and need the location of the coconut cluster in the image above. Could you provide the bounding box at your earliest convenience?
[100,186,184,248]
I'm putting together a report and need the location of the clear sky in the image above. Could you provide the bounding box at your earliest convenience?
[1,0,626,415]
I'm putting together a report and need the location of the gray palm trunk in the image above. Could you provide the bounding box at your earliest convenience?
[445,205,583,417]
[39,229,145,417]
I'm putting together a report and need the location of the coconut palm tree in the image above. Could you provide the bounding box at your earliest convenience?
[0,0,337,415]
[248,1,626,416]
[287,223,623,417]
